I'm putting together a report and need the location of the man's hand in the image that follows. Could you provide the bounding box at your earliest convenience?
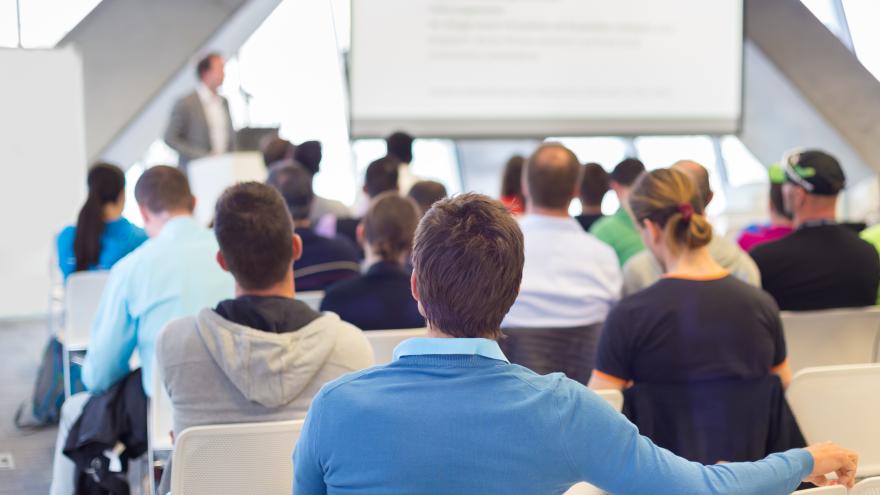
[804,442,859,488]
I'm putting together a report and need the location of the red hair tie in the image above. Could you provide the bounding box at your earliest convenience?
[678,203,693,222]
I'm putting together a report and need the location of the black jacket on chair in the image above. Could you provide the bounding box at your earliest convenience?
[63,369,148,495]
[622,375,805,464]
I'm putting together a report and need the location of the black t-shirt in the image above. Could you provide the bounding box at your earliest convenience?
[595,275,786,384]
[320,261,425,331]
[575,214,603,232]
[749,224,880,311]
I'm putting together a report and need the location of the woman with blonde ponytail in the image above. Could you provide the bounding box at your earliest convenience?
[589,168,793,392]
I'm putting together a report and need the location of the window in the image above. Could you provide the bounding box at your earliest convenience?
[634,135,726,216]
[843,0,880,79]
[719,136,768,189]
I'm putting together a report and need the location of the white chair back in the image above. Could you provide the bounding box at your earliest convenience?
[297,291,324,311]
[780,307,880,374]
[851,477,880,495]
[366,328,429,365]
[791,486,847,494]
[149,366,174,453]
[787,364,880,477]
[170,420,304,495]
[63,271,110,350]
[564,390,624,495]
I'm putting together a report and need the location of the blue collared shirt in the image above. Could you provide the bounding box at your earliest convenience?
[392,337,509,362]
[81,216,234,396]
[294,337,813,494]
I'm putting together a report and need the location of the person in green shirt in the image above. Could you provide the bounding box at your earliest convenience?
[859,224,880,304]
[591,158,646,265]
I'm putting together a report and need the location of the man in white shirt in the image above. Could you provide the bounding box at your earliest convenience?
[164,53,235,172]
[501,143,622,384]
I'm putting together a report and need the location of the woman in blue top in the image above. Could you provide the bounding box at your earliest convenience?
[57,163,147,279]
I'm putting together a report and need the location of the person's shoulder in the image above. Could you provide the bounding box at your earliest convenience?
[57,225,76,248]
[156,314,202,364]
[748,232,792,259]
[589,214,616,235]
[325,317,373,360]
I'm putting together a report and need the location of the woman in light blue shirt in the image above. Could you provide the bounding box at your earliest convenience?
[57,163,147,279]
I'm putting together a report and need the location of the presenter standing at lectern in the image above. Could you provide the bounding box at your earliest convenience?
[164,53,235,174]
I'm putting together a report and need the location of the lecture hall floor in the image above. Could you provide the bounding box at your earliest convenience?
[0,318,57,495]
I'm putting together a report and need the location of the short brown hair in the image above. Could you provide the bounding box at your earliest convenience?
[525,143,581,210]
[629,168,712,255]
[134,165,194,214]
[408,180,448,215]
[266,164,313,221]
[579,163,610,207]
[411,193,524,339]
[364,192,420,263]
[196,53,221,79]
[214,182,294,290]
[262,138,295,168]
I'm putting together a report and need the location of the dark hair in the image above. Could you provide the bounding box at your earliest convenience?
[214,182,294,290]
[408,180,448,216]
[294,141,323,176]
[134,165,194,214]
[262,138,295,168]
[501,155,525,201]
[411,193,524,339]
[629,168,712,254]
[364,192,420,263]
[266,163,313,221]
[196,53,221,80]
[610,158,646,186]
[365,156,399,198]
[525,143,581,210]
[770,183,792,220]
[579,162,609,207]
[385,131,414,164]
[73,163,126,272]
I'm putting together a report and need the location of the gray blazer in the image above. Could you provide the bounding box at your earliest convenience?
[163,91,235,170]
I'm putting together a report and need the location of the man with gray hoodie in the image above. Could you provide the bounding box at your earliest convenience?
[154,182,374,491]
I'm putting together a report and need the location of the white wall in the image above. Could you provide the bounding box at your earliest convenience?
[0,48,87,318]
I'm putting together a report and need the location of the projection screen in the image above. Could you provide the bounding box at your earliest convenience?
[350,0,743,137]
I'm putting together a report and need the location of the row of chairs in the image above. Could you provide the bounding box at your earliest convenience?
[164,382,878,495]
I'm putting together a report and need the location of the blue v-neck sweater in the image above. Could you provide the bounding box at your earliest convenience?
[294,339,812,495]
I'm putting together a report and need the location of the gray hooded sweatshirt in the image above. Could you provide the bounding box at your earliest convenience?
[156,308,375,436]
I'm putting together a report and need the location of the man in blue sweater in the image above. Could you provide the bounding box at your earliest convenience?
[293,193,858,495]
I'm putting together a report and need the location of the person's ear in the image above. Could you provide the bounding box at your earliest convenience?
[138,204,150,225]
[644,219,662,245]
[189,195,197,213]
[356,222,366,247]
[117,190,126,209]
[216,250,230,272]
[706,191,714,207]
[410,270,420,303]
[292,234,303,262]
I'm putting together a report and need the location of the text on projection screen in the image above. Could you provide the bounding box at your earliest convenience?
[350,0,743,137]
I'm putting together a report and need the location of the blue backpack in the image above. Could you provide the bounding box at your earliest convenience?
[15,336,85,428]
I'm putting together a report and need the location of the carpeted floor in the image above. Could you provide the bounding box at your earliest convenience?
[0,318,58,495]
